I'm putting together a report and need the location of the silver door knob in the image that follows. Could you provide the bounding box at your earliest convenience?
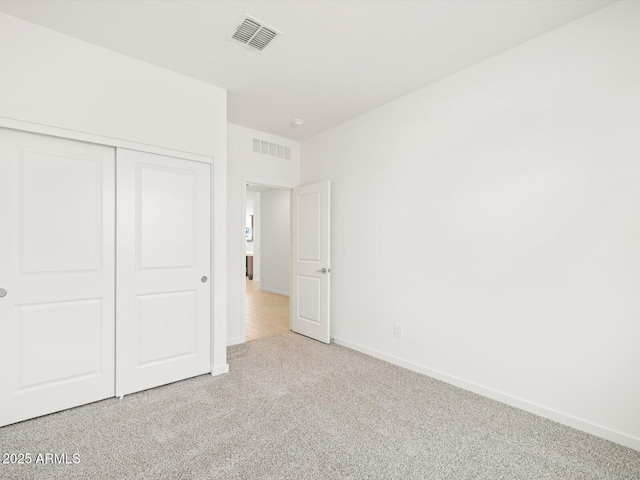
[0,288,6,298]
[316,268,328,274]
[201,276,208,283]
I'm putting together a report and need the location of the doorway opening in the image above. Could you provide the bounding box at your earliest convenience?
[244,183,291,341]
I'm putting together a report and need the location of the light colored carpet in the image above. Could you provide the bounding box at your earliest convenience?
[1,332,639,479]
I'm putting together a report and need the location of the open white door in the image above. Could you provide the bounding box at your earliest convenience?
[0,128,115,426]
[116,149,211,397]
[291,181,331,343]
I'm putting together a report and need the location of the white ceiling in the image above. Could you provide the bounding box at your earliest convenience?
[0,0,615,141]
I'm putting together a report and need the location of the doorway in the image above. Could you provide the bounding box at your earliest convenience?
[244,183,292,341]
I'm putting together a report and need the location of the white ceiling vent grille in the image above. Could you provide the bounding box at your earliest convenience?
[253,138,292,161]
[229,15,281,53]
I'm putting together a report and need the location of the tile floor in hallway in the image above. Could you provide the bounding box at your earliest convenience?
[245,277,290,341]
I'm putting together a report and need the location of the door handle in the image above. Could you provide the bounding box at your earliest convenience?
[316,268,330,274]
[201,276,208,283]
[0,288,6,298]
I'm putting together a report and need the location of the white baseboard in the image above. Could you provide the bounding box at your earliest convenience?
[210,363,229,377]
[332,337,640,451]
[260,286,289,297]
[227,337,244,347]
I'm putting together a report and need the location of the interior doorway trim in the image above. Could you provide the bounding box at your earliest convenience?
[239,176,293,344]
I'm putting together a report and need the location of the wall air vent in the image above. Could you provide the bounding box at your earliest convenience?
[229,15,281,53]
[252,138,292,161]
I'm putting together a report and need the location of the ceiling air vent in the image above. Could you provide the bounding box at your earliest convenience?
[253,138,292,161]
[229,15,281,53]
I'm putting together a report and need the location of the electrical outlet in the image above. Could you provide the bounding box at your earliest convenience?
[394,323,403,339]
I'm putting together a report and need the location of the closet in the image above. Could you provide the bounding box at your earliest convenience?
[0,128,212,426]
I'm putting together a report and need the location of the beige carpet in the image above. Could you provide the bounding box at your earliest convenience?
[1,332,639,479]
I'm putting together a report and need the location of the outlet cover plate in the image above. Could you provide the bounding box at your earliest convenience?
[394,323,403,339]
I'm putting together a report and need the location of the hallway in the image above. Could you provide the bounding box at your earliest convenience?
[245,278,290,341]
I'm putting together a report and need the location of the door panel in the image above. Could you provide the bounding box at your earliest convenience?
[0,128,115,427]
[138,291,196,366]
[116,149,211,397]
[298,192,322,261]
[20,152,103,274]
[298,276,321,323]
[291,181,331,343]
[138,165,197,269]
[18,299,103,389]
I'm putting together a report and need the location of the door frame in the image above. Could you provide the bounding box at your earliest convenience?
[239,177,293,343]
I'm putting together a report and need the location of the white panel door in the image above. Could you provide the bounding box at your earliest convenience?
[116,149,211,396]
[291,181,331,343]
[0,128,115,427]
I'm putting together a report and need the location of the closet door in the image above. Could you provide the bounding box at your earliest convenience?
[0,128,115,427]
[116,149,211,396]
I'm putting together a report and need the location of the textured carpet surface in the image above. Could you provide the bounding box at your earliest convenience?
[1,332,639,479]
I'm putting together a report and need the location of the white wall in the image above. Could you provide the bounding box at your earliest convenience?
[245,192,259,214]
[301,1,640,450]
[246,190,259,254]
[251,201,261,283]
[246,190,261,282]
[227,123,300,345]
[0,12,225,158]
[260,189,291,296]
[0,12,229,374]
